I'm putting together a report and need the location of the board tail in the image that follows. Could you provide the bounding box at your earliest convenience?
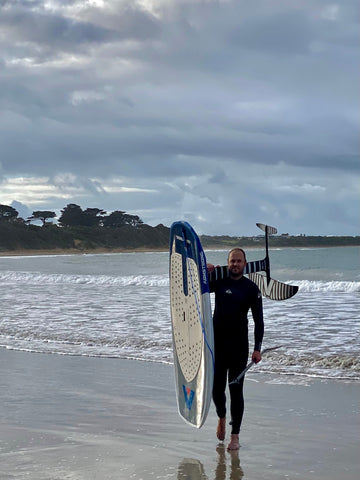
[248,272,298,301]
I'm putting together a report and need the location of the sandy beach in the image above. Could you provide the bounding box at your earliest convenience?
[0,349,359,480]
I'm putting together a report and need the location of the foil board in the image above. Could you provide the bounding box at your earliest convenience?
[169,221,214,428]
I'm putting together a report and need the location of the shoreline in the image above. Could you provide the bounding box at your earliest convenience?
[1,348,359,480]
[0,246,169,257]
[1,244,358,257]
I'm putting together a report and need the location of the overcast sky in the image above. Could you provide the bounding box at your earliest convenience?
[0,0,359,236]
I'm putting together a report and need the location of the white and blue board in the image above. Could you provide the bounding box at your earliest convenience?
[169,221,214,428]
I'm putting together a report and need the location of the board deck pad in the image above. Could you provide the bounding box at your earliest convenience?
[170,253,203,382]
[169,221,214,428]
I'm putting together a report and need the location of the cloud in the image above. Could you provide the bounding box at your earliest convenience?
[0,0,359,236]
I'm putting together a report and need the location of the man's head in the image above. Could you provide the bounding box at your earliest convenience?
[227,248,247,279]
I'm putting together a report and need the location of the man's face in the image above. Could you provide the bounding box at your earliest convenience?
[228,250,246,279]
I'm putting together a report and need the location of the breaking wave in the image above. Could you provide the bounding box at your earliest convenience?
[293,280,359,293]
[257,352,360,380]
[1,271,359,293]
[0,271,168,287]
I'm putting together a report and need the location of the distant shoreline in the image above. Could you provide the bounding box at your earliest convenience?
[1,220,359,255]
[0,246,168,257]
[0,243,358,257]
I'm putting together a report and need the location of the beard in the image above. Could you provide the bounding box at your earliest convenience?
[229,266,244,278]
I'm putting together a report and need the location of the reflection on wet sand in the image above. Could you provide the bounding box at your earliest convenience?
[178,458,207,479]
[177,444,244,480]
[215,444,244,480]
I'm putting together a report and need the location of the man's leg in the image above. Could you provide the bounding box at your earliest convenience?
[228,376,245,434]
[212,358,228,441]
[227,364,246,450]
[216,417,226,442]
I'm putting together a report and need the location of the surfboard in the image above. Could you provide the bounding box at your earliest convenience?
[169,221,214,428]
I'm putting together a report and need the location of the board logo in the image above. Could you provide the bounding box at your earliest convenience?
[182,385,195,410]
[200,251,208,285]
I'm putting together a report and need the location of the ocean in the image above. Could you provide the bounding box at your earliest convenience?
[0,246,359,383]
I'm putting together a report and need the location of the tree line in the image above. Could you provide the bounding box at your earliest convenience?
[0,203,144,228]
[0,203,170,252]
[1,203,359,252]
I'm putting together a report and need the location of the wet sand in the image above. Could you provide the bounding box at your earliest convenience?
[0,349,359,479]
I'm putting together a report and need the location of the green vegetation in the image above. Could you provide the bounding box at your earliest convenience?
[0,203,359,253]
[0,203,168,252]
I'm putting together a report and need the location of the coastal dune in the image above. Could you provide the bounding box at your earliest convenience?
[0,349,359,480]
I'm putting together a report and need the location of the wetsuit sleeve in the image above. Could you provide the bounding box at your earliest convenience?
[208,270,215,293]
[208,266,228,293]
[251,289,264,352]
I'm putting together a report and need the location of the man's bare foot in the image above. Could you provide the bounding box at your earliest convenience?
[227,434,240,451]
[216,417,226,441]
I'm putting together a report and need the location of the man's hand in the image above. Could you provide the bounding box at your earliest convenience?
[207,263,215,273]
[252,350,262,364]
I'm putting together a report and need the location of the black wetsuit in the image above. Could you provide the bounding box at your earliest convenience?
[209,273,264,435]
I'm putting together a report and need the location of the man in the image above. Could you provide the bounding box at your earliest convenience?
[207,248,264,450]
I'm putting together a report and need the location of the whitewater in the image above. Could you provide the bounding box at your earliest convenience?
[0,246,359,382]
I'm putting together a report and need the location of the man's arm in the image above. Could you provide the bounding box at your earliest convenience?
[207,263,224,292]
[251,289,264,363]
